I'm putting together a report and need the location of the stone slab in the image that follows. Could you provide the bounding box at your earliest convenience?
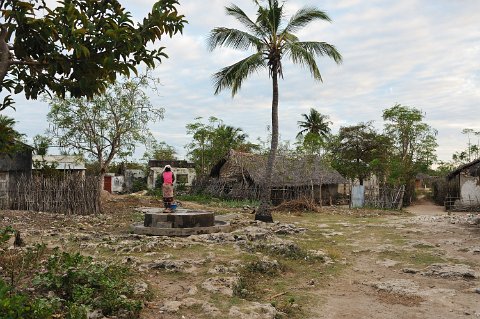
[131,221,231,237]
[144,211,215,228]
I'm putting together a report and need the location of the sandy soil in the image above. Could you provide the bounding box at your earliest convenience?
[315,202,480,319]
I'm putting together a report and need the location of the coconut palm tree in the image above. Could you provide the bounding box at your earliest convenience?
[0,115,22,153]
[297,108,332,139]
[208,0,342,222]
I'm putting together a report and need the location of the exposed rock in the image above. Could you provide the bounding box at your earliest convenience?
[208,264,237,275]
[376,259,399,268]
[236,226,271,241]
[273,223,307,235]
[228,302,277,319]
[201,276,238,296]
[402,268,420,274]
[181,298,221,317]
[147,259,187,272]
[160,300,182,313]
[421,263,476,279]
[371,279,421,296]
[243,239,304,258]
[187,286,198,295]
[133,281,148,295]
[87,310,103,319]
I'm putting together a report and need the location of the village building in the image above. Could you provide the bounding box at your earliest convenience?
[0,144,33,208]
[446,158,480,209]
[209,150,346,205]
[147,160,197,189]
[32,155,86,176]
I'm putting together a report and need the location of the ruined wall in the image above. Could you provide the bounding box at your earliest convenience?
[0,148,32,172]
[459,175,480,206]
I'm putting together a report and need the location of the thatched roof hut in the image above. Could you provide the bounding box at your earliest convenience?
[211,150,345,186]
[208,150,346,204]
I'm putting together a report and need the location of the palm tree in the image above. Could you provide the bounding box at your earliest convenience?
[0,115,22,153]
[297,108,332,139]
[208,0,342,222]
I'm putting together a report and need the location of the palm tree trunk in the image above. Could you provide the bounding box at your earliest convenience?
[255,69,278,222]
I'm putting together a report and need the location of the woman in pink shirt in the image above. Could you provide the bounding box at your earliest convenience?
[160,165,175,211]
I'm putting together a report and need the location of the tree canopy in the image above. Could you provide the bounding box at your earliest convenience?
[47,75,163,186]
[0,0,186,110]
[382,104,437,202]
[186,117,256,175]
[330,122,390,185]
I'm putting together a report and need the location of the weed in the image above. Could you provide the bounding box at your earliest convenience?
[0,279,58,319]
[32,250,146,318]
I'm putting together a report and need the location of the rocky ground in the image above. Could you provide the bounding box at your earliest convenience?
[1,195,479,318]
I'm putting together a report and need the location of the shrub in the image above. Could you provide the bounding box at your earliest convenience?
[0,279,57,319]
[33,250,145,318]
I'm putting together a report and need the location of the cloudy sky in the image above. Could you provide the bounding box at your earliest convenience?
[4,0,480,162]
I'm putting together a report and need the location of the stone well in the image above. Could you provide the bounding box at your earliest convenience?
[132,208,231,236]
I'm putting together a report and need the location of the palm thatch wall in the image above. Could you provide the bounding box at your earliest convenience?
[204,150,346,205]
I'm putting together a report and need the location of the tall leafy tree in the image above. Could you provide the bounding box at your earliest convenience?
[0,0,185,110]
[330,122,390,185]
[47,75,163,199]
[208,0,342,222]
[143,139,177,161]
[186,117,253,175]
[383,104,438,204]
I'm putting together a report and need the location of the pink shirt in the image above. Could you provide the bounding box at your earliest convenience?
[163,171,173,184]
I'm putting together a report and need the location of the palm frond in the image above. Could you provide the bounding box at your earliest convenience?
[213,52,266,96]
[297,41,343,64]
[256,0,283,36]
[225,4,266,37]
[284,41,322,81]
[282,8,331,34]
[285,41,342,81]
[207,27,263,51]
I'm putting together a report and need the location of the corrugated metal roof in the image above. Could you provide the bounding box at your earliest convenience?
[32,155,85,170]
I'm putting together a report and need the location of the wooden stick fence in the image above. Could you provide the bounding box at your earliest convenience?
[363,185,405,209]
[0,174,100,215]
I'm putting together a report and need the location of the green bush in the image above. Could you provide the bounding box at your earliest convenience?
[0,279,57,319]
[33,251,144,318]
[131,177,147,193]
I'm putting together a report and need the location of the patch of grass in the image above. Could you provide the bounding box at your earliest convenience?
[378,249,445,266]
[233,258,283,300]
[177,194,259,208]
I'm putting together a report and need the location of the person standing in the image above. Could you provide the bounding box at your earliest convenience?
[160,165,175,212]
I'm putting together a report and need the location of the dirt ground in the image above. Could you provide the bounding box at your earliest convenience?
[1,195,479,318]
[315,202,480,319]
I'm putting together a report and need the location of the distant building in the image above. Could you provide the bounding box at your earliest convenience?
[32,155,86,176]
[147,160,196,189]
[446,158,480,209]
[0,143,33,208]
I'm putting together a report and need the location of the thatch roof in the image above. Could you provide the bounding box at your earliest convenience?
[210,150,346,187]
[447,158,480,180]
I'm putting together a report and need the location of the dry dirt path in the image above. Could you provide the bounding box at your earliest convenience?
[314,202,480,319]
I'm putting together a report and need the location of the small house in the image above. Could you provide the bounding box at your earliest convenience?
[446,158,480,209]
[147,160,196,189]
[0,144,33,207]
[32,155,86,177]
[209,150,346,205]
